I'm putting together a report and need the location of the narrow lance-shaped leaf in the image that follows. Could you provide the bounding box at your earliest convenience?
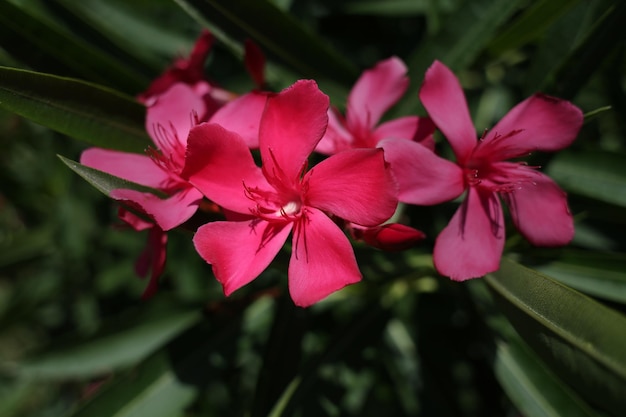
[486,257,626,416]
[70,308,244,417]
[395,0,527,116]
[69,351,197,417]
[54,0,193,72]
[546,150,626,208]
[527,249,626,304]
[548,1,626,99]
[59,156,165,198]
[0,0,149,92]
[0,66,150,152]
[495,339,602,417]
[487,0,583,55]
[173,0,358,86]
[15,303,201,379]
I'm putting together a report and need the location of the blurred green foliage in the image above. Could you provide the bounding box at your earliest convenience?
[0,0,625,416]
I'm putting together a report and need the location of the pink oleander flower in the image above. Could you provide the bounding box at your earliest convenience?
[315,56,435,154]
[313,56,432,250]
[82,83,206,231]
[382,60,583,280]
[183,80,398,307]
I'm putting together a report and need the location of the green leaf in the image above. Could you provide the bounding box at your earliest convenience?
[0,66,150,152]
[70,315,243,417]
[546,150,626,208]
[528,250,626,304]
[13,302,201,379]
[54,0,194,72]
[0,0,149,92]
[69,351,197,417]
[339,0,429,16]
[396,0,527,116]
[173,0,359,86]
[495,339,602,417]
[548,1,626,99]
[486,258,626,416]
[59,156,165,198]
[487,0,582,55]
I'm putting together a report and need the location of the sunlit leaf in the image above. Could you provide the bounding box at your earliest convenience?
[0,66,150,152]
[487,258,626,416]
[546,150,626,208]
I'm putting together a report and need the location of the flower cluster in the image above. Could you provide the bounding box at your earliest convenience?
[81,32,583,306]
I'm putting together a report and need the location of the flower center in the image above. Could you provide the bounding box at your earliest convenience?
[243,183,303,223]
[464,160,539,194]
[278,200,301,217]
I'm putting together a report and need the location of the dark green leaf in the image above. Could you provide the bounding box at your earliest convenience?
[396,0,527,116]
[487,258,626,415]
[54,0,195,72]
[70,312,243,417]
[548,1,626,99]
[14,303,201,379]
[0,67,150,152]
[487,0,582,55]
[546,150,626,208]
[173,0,359,86]
[528,250,626,304]
[339,0,429,16]
[495,339,602,417]
[69,351,197,417]
[0,0,149,92]
[59,156,165,198]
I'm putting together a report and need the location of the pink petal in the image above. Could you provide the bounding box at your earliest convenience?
[481,93,583,159]
[502,172,574,246]
[346,56,409,131]
[288,208,361,307]
[259,80,329,187]
[372,116,436,150]
[193,219,292,296]
[145,83,206,151]
[433,187,505,280]
[379,138,465,205]
[351,223,426,251]
[80,148,171,188]
[118,207,153,231]
[183,123,270,214]
[208,91,268,148]
[315,108,353,155]
[419,60,476,162]
[305,148,397,227]
[111,186,202,231]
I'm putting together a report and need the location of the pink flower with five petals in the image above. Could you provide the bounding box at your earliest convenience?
[183,80,398,307]
[381,60,583,280]
[316,56,435,154]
